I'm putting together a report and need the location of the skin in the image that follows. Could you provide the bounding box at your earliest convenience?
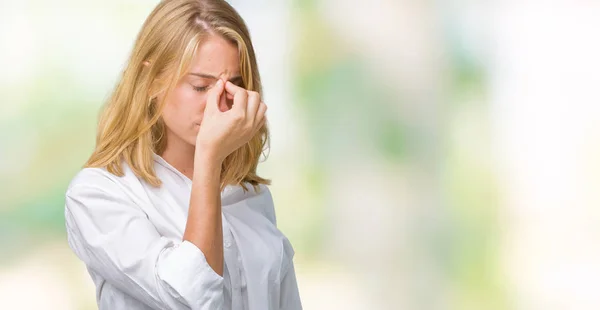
[154,34,267,276]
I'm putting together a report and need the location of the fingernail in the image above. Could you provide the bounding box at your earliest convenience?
[216,79,223,86]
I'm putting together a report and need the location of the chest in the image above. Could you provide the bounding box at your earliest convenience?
[130,181,292,286]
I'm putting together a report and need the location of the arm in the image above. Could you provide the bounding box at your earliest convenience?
[261,186,303,310]
[65,173,224,310]
[280,263,303,310]
[183,153,224,277]
[187,77,265,277]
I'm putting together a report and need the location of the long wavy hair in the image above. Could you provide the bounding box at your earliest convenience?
[85,0,270,191]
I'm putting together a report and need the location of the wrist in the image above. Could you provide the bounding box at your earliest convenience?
[194,144,222,164]
[194,149,222,173]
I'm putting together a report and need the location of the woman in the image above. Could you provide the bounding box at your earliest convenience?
[64,0,302,309]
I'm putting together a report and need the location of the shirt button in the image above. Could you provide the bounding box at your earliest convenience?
[224,240,232,248]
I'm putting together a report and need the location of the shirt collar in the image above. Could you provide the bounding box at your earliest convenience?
[151,151,239,198]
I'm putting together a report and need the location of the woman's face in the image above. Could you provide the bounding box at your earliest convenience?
[160,34,242,147]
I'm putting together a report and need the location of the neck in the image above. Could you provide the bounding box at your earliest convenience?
[160,138,196,181]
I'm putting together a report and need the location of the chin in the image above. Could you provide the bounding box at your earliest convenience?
[188,125,200,146]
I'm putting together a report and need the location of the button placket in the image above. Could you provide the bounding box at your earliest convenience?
[226,231,243,309]
[222,215,237,290]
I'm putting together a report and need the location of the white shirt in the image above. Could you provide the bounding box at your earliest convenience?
[64,153,302,310]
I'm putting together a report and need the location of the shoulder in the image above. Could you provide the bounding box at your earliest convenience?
[64,166,152,227]
[256,184,277,226]
[65,168,122,208]
[65,164,143,204]
[224,183,277,225]
[255,183,273,201]
[67,167,117,194]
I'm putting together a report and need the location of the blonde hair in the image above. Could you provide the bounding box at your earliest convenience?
[85,0,270,191]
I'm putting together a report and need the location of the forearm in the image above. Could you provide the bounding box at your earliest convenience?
[183,152,224,277]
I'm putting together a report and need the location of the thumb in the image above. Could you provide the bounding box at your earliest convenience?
[205,79,225,113]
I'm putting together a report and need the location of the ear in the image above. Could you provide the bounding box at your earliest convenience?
[149,88,165,103]
[143,60,151,66]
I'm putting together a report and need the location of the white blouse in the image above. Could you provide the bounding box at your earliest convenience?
[64,153,302,310]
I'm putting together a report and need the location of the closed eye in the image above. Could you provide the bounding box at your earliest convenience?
[193,85,209,92]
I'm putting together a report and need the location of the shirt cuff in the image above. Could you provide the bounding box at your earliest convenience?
[157,240,224,310]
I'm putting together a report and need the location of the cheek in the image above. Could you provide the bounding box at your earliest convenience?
[176,87,207,113]
[162,87,207,130]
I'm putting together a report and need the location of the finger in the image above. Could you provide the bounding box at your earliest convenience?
[205,79,225,114]
[246,92,261,125]
[254,115,266,134]
[254,102,267,131]
[224,79,246,94]
[224,81,248,113]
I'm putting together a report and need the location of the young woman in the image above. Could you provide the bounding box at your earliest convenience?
[63,1,302,309]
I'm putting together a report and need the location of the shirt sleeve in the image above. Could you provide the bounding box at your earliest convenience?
[259,185,302,309]
[280,262,303,310]
[64,178,224,310]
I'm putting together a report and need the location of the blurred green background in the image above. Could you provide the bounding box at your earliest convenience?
[2,1,600,309]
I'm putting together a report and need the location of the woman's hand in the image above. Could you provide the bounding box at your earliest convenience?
[195,79,267,164]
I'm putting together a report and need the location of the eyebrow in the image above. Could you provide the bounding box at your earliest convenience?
[189,72,243,82]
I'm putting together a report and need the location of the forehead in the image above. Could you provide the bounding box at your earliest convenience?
[188,35,240,74]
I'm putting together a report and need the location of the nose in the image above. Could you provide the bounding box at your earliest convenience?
[217,78,233,112]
